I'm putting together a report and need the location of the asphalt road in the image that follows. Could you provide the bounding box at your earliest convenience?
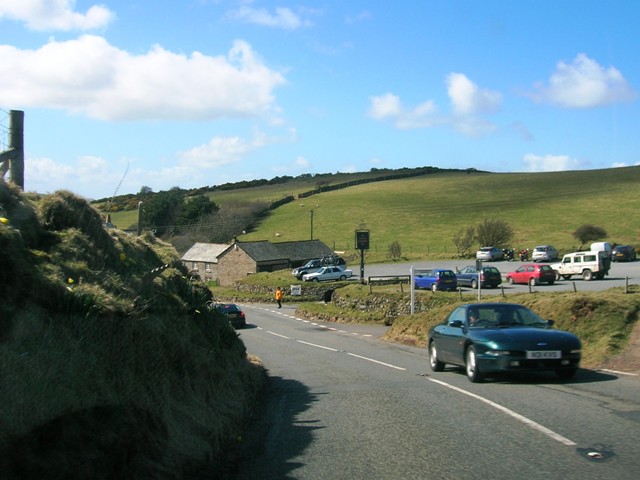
[357,259,640,294]
[235,305,640,480]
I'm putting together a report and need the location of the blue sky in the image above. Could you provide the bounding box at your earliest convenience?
[1,1,638,199]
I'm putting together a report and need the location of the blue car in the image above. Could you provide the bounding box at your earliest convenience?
[414,269,457,292]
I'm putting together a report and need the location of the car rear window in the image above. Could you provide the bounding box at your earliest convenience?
[540,265,553,271]
[484,267,500,273]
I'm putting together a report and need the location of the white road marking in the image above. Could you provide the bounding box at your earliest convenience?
[347,353,406,371]
[598,368,638,376]
[428,378,577,446]
[297,340,339,352]
[266,331,290,340]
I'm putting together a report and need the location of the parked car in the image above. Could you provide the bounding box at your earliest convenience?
[506,263,556,286]
[427,303,581,383]
[414,269,457,292]
[455,265,502,289]
[611,245,637,262]
[476,246,504,261]
[531,245,559,262]
[302,266,352,282]
[213,303,247,329]
[292,259,323,279]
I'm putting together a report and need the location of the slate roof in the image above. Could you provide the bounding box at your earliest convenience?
[181,242,230,263]
[233,240,335,263]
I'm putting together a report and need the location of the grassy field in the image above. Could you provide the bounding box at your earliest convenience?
[108,166,640,262]
[241,166,640,259]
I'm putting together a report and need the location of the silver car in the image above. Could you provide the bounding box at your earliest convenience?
[532,245,559,262]
[475,247,504,261]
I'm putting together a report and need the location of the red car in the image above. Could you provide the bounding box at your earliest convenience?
[506,263,556,286]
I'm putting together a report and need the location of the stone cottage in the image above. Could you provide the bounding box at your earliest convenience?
[181,242,230,282]
[216,239,336,287]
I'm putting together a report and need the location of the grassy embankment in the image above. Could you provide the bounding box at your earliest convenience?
[0,181,264,478]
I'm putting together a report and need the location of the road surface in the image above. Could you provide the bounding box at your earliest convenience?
[235,304,640,479]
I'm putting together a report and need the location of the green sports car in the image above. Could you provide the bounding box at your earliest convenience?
[428,302,581,383]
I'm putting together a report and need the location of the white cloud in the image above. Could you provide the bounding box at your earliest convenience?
[0,0,114,31]
[178,128,296,171]
[447,73,502,115]
[178,132,272,169]
[226,2,314,30]
[523,153,583,172]
[369,74,500,135]
[368,93,440,129]
[25,155,125,197]
[0,36,286,121]
[532,53,636,108]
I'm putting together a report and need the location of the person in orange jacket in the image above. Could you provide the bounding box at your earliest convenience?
[275,286,283,308]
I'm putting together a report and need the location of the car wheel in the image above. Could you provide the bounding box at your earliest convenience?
[507,277,515,285]
[548,280,555,285]
[582,269,593,281]
[465,346,484,383]
[471,278,478,289]
[429,341,445,372]
[562,274,572,280]
[556,368,577,380]
[312,278,319,282]
[340,275,347,281]
[529,277,537,286]
[431,284,438,293]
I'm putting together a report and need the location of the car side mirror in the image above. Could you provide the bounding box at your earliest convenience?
[449,320,464,328]
[546,319,555,327]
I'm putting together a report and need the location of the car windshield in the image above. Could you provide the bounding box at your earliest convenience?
[467,305,547,328]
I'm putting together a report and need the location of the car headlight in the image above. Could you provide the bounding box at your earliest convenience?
[486,350,512,356]
[570,349,581,354]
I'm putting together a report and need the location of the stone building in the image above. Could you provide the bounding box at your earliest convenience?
[181,242,230,282]
[216,239,335,287]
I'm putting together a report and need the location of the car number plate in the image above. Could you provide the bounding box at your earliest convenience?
[526,350,561,359]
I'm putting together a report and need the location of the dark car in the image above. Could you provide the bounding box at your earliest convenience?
[414,269,457,292]
[611,245,636,262]
[506,263,556,286]
[214,303,247,329]
[455,265,502,289]
[427,303,581,383]
[292,259,323,279]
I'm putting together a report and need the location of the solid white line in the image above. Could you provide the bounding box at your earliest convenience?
[347,353,406,371]
[598,368,638,376]
[297,340,339,352]
[266,331,290,339]
[428,378,576,446]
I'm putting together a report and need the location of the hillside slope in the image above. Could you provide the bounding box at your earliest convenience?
[243,166,640,258]
[0,180,264,478]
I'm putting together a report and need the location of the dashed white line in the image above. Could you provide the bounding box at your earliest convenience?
[266,331,290,340]
[297,340,339,352]
[347,352,406,371]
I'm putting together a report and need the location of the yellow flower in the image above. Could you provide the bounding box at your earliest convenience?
[119,253,126,261]
[67,278,75,284]
[0,217,8,224]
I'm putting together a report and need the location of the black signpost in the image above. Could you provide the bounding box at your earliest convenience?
[355,230,370,284]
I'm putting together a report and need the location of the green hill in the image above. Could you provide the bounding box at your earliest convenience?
[108,166,640,261]
[239,166,640,260]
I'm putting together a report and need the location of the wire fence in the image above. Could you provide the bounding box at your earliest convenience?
[0,108,10,152]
